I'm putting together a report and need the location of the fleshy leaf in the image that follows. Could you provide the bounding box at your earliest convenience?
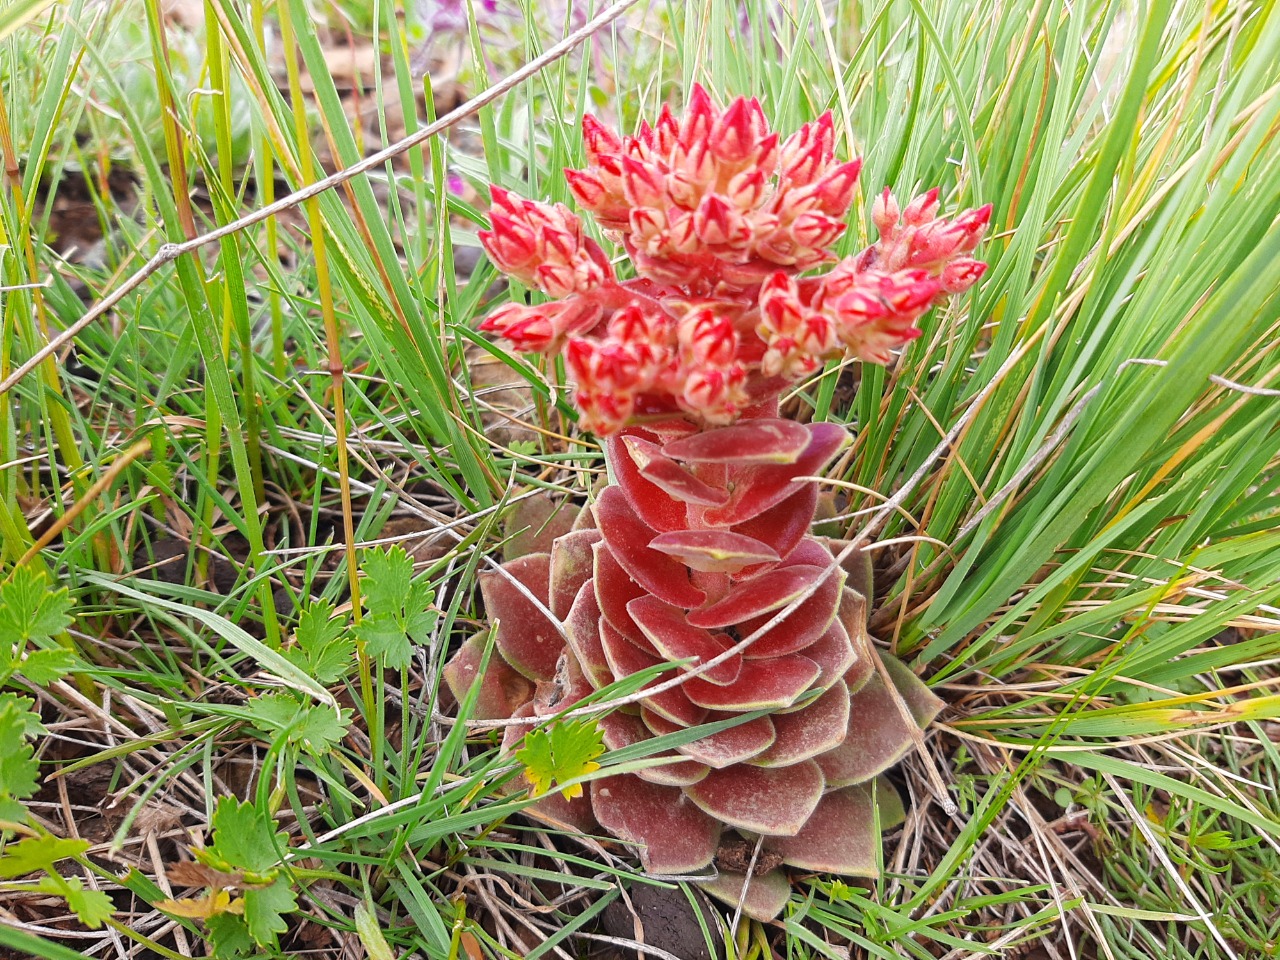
[827,538,874,609]
[738,563,842,658]
[687,564,838,630]
[607,429,687,533]
[593,540,649,644]
[643,708,777,769]
[703,422,850,525]
[883,653,945,726]
[873,776,908,830]
[749,682,850,767]
[563,584,612,689]
[550,529,602,619]
[600,711,710,786]
[798,617,860,691]
[592,775,721,873]
[503,494,577,561]
[624,436,731,505]
[599,619,708,726]
[662,419,812,464]
[685,760,824,836]
[765,786,878,875]
[628,596,741,686]
[594,487,704,608]
[699,868,792,922]
[442,635,536,720]
[521,773,601,833]
[730,483,818,567]
[816,656,941,788]
[480,554,561,680]
[649,530,780,573]
[684,655,821,711]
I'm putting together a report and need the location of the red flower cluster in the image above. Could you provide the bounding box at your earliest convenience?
[477,83,991,434]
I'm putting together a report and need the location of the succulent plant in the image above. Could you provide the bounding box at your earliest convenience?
[444,84,989,920]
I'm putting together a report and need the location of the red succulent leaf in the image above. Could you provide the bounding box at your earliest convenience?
[685,760,825,836]
[592,540,650,645]
[683,654,822,711]
[532,650,594,715]
[502,495,577,561]
[594,487,705,609]
[628,595,743,686]
[622,436,730,506]
[687,563,838,630]
[550,529,602,619]
[815,654,942,788]
[703,421,850,525]
[522,781,602,834]
[699,868,791,922]
[765,785,878,875]
[591,775,721,874]
[649,529,780,574]
[662,418,812,464]
[563,585,611,689]
[737,559,843,657]
[599,711,710,787]
[798,615,861,690]
[835,587,874,693]
[643,707,776,769]
[729,483,818,568]
[606,430,687,533]
[826,538,874,609]
[748,681,851,767]
[599,618,710,727]
[480,554,561,681]
[441,635,535,721]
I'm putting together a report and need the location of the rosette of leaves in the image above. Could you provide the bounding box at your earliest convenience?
[445,415,942,920]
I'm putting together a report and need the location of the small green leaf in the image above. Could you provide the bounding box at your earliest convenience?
[0,567,73,646]
[58,877,114,928]
[19,648,79,686]
[285,600,355,684]
[356,616,413,671]
[516,718,605,800]
[360,545,415,615]
[0,694,43,805]
[246,693,351,754]
[207,912,255,958]
[204,798,288,875]
[0,836,89,878]
[355,549,438,671]
[242,879,297,948]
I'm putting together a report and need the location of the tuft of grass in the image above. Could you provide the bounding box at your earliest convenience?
[1,0,1279,957]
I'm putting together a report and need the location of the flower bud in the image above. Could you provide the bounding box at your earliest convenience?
[903,187,941,226]
[871,187,900,238]
[582,113,623,165]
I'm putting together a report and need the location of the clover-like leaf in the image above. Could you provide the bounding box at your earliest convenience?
[285,599,355,684]
[246,693,351,755]
[516,718,605,800]
[0,693,43,813]
[0,566,73,645]
[57,877,115,929]
[243,879,297,948]
[201,798,288,876]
